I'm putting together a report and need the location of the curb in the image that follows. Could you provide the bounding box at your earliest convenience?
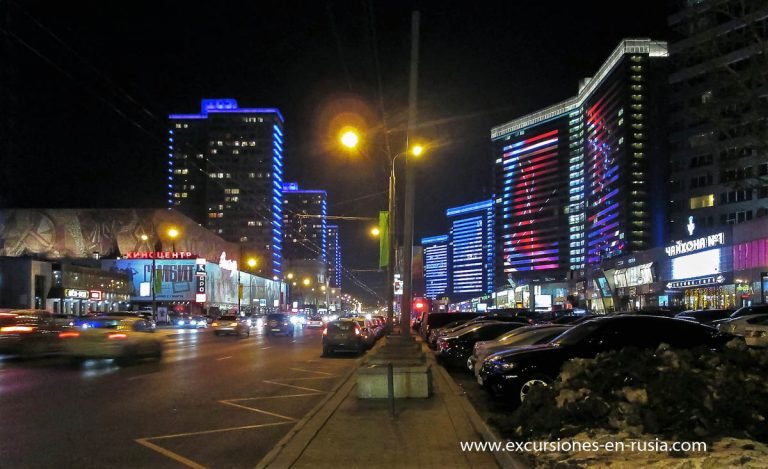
[425,343,530,469]
[254,338,388,469]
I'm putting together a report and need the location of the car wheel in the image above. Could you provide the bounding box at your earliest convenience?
[518,375,552,404]
[245,329,251,337]
[214,331,222,336]
[153,344,164,361]
[322,346,331,357]
[69,356,84,367]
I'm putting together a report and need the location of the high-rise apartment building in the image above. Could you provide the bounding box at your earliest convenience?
[282,183,328,262]
[668,0,768,238]
[492,39,669,288]
[168,98,284,276]
[447,200,495,299]
[422,235,449,299]
[327,225,342,288]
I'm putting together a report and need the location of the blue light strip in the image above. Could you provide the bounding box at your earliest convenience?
[422,235,449,244]
[446,199,494,217]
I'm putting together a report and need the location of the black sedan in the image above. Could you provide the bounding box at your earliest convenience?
[478,315,734,404]
[436,321,528,369]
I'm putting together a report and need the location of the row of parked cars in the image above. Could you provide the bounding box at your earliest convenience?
[421,304,768,405]
[321,314,388,356]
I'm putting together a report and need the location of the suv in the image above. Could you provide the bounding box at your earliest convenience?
[265,313,294,336]
[322,319,364,356]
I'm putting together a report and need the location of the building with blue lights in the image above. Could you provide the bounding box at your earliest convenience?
[422,235,449,300]
[282,183,328,262]
[328,225,342,289]
[168,98,284,277]
[447,200,495,300]
[491,39,669,306]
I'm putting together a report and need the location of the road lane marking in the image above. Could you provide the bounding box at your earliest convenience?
[216,356,232,361]
[136,421,293,468]
[218,400,297,421]
[260,346,271,350]
[289,367,333,375]
[135,438,206,469]
[134,364,342,467]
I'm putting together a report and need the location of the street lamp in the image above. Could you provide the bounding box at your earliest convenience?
[167,227,179,252]
[338,127,426,332]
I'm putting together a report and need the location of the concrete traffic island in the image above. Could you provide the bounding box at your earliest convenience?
[357,335,432,398]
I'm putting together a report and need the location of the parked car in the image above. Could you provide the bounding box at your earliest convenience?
[350,317,377,348]
[478,315,735,404]
[419,312,483,340]
[212,315,251,337]
[436,321,529,369]
[429,314,527,348]
[0,310,64,357]
[715,314,768,336]
[675,308,733,325]
[265,313,294,336]
[59,316,163,365]
[727,304,768,319]
[322,319,365,355]
[745,323,768,348]
[468,324,571,376]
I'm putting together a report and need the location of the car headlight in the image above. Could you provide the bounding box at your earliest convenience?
[178,320,185,325]
[500,361,517,370]
[290,316,298,324]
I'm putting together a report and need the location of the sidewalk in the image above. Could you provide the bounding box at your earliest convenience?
[257,336,527,469]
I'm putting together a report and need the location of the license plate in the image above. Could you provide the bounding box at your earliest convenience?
[271,328,281,332]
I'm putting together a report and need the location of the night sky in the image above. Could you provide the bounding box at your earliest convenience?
[3,1,669,302]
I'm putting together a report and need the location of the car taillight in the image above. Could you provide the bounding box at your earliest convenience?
[107,332,128,340]
[354,328,361,336]
[322,328,328,335]
[59,331,80,339]
[212,322,219,327]
[230,322,238,326]
[1,326,36,333]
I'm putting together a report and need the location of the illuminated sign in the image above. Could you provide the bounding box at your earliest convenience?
[666,275,725,289]
[665,232,725,257]
[195,293,207,303]
[219,252,237,271]
[125,252,196,259]
[671,249,721,280]
[89,291,102,301]
[65,289,88,299]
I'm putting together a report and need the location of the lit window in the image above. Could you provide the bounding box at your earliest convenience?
[689,194,714,209]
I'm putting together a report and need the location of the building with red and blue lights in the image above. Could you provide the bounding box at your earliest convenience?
[492,39,669,309]
[422,235,449,300]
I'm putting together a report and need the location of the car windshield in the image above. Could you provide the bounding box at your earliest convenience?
[219,316,238,321]
[551,321,601,346]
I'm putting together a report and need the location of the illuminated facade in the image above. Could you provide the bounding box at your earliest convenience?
[327,225,342,288]
[447,200,495,298]
[667,0,768,238]
[422,235,449,299]
[168,98,284,277]
[492,39,669,288]
[282,183,328,262]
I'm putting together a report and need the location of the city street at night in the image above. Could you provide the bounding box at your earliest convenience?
[0,326,357,468]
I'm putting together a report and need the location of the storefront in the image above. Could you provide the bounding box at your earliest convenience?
[661,230,735,310]
[102,251,286,320]
[47,262,132,314]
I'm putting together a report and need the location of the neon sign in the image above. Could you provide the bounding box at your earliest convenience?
[125,252,196,259]
[665,232,725,257]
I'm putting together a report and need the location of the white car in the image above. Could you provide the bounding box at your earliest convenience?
[60,316,163,365]
[745,323,768,348]
[715,314,768,336]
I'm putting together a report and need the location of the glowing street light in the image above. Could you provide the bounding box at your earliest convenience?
[340,129,360,149]
[370,226,381,237]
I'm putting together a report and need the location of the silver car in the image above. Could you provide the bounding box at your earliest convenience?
[212,315,250,337]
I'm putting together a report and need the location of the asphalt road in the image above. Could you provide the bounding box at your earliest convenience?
[0,325,361,468]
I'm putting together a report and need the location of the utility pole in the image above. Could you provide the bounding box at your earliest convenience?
[400,11,419,338]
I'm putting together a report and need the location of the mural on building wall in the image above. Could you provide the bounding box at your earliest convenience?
[0,209,236,263]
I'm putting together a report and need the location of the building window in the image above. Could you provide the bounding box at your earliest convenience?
[689,194,714,209]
